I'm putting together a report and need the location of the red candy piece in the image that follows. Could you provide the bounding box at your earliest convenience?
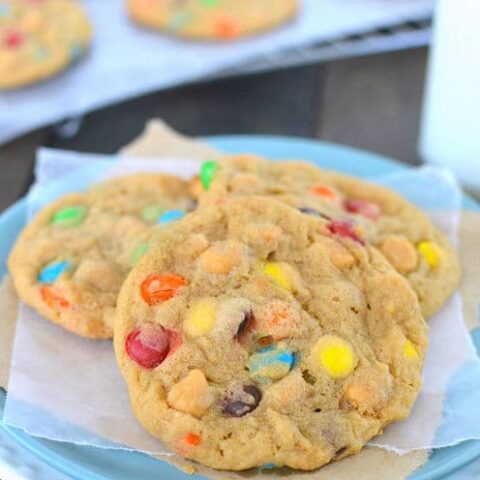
[344,199,382,220]
[140,273,187,306]
[126,326,180,369]
[311,184,336,199]
[328,220,365,245]
[39,286,70,309]
[3,30,25,49]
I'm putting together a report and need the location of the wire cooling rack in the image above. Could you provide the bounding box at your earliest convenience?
[53,17,432,139]
[215,17,432,79]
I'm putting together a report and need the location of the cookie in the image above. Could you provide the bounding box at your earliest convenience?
[0,0,92,90]
[114,197,428,470]
[196,156,461,318]
[127,0,298,40]
[8,174,195,339]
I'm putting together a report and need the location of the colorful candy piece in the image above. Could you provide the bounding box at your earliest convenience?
[167,369,215,417]
[183,432,201,446]
[404,339,419,360]
[249,345,295,380]
[215,18,238,39]
[298,207,331,220]
[184,297,217,338]
[222,384,262,417]
[141,204,164,223]
[0,3,12,17]
[311,335,356,379]
[3,30,24,49]
[311,184,336,199]
[200,160,219,190]
[235,310,256,341]
[260,302,299,340]
[258,261,293,292]
[130,243,149,266]
[261,463,279,469]
[328,220,365,245]
[39,285,69,309]
[417,241,442,269]
[169,11,194,31]
[140,273,188,306]
[158,209,185,224]
[51,206,87,228]
[344,199,382,220]
[126,326,179,369]
[201,0,219,7]
[38,260,71,284]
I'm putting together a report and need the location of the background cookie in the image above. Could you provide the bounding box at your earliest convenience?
[114,197,427,470]
[197,155,461,318]
[8,174,194,339]
[0,0,92,90]
[127,0,298,40]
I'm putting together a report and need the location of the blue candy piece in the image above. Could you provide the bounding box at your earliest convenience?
[261,463,278,469]
[38,260,71,284]
[157,209,185,224]
[0,3,11,17]
[249,345,295,380]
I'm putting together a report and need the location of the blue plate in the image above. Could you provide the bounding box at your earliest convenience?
[1,135,479,480]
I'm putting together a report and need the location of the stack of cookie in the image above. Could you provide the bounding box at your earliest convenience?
[8,154,460,471]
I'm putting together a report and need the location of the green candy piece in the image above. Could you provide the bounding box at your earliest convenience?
[200,160,219,190]
[201,0,219,7]
[141,204,164,223]
[51,206,87,228]
[130,243,149,265]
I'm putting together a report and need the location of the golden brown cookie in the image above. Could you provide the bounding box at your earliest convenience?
[8,174,195,339]
[0,0,92,90]
[114,197,428,470]
[196,156,461,318]
[127,0,298,40]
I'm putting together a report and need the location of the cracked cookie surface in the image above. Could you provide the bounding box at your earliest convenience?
[8,174,195,339]
[114,197,427,470]
[197,155,461,318]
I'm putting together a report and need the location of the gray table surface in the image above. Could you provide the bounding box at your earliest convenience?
[0,47,427,213]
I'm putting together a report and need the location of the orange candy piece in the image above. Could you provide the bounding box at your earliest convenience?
[39,286,70,309]
[215,19,238,39]
[311,184,336,199]
[140,274,188,306]
[183,432,201,446]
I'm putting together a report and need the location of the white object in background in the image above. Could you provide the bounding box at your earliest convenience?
[420,0,480,194]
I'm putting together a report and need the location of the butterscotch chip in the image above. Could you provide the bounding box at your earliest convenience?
[380,235,418,273]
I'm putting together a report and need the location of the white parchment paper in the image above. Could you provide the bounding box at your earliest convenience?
[4,149,480,459]
[0,0,433,145]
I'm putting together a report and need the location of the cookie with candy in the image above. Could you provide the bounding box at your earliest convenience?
[114,196,428,470]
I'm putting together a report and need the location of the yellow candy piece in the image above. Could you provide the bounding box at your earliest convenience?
[311,335,356,379]
[404,339,419,360]
[184,298,217,338]
[417,241,442,269]
[258,261,293,292]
